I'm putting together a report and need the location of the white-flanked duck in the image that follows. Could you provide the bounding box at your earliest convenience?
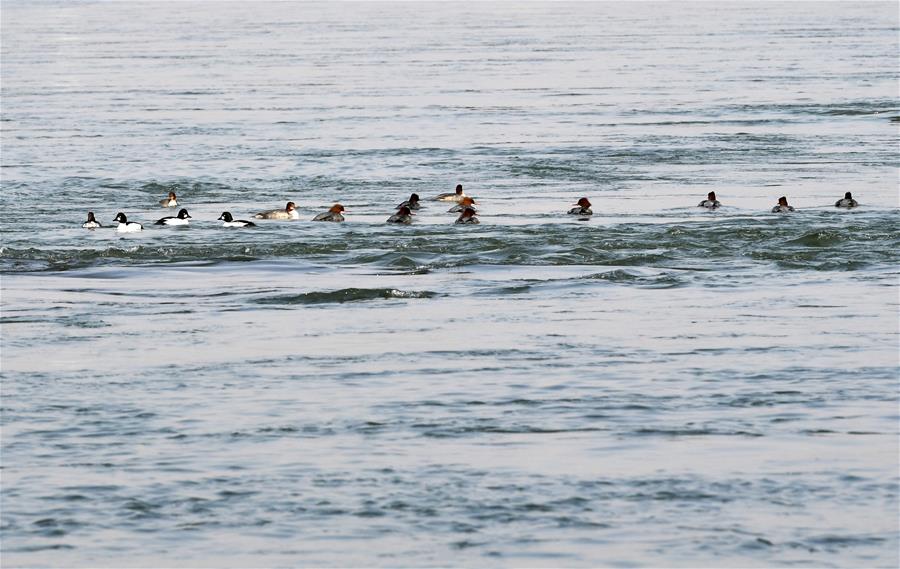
[313,204,345,222]
[254,201,299,220]
[772,196,795,213]
[82,212,102,229]
[218,212,256,227]
[568,197,592,216]
[113,212,142,233]
[435,184,466,202]
[155,208,192,226]
[159,191,178,207]
[387,205,414,224]
[455,206,479,224]
[835,192,858,208]
[698,191,720,209]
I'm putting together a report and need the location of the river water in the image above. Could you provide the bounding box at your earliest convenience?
[1,2,898,567]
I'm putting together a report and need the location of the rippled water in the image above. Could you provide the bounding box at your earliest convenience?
[2,2,899,567]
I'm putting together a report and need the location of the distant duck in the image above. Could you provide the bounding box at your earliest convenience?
[771,196,795,213]
[313,204,345,222]
[159,191,178,207]
[435,184,466,202]
[698,191,721,209]
[397,193,421,210]
[218,212,256,227]
[254,201,299,220]
[835,192,858,208]
[82,211,102,229]
[387,205,414,224]
[448,196,477,213]
[155,208,192,226]
[568,197,593,216]
[455,206,480,224]
[113,212,142,233]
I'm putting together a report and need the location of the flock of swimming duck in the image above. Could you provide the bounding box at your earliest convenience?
[82,184,862,233]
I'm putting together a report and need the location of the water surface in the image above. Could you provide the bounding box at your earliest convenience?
[1,2,898,567]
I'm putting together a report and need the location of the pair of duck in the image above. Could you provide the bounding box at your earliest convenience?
[389,185,479,224]
[696,191,859,212]
[83,209,194,232]
[85,209,251,232]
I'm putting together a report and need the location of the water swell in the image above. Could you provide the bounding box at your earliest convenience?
[253,288,439,305]
[2,215,897,274]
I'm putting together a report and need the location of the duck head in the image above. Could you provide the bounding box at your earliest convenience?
[574,197,591,208]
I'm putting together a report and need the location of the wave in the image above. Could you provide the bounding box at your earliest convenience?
[252,288,438,305]
[2,214,898,275]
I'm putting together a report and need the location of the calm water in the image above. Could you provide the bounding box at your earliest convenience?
[2,2,899,567]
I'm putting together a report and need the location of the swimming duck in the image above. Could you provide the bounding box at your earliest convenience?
[387,206,414,224]
[448,196,477,213]
[113,212,142,233]
[435,184,466,202]
[771,196,795,213]
[155,208,192,225]
[254,201,300,220]
[218,212,256,227]
[313,204,345,222]
[698,192,720,209]
[835,192,858,208]
[397,193,421,210]
[568,197,593,216]
[159,191,178,207]
[455,206,480,224]
[82,211,102,229]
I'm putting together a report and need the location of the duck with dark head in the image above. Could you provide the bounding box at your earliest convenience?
[387,206,414,224]
[435,184,466,203]
[835,192,858,209]
[772,196,795,213]
[698,192,720,209]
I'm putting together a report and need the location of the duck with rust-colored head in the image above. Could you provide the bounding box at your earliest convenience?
[448,196,477,213]
[313,204,346,222]
[568,197,592,216]
[159,191,178,207]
